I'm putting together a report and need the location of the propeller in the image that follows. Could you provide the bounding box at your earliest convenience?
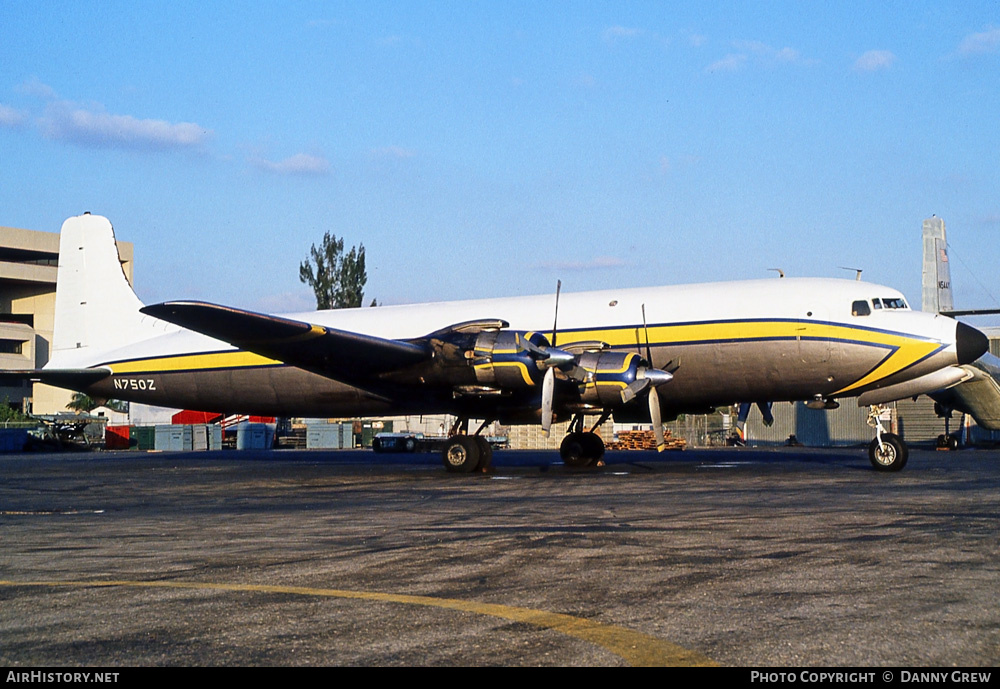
[541,366,556,436]
[622,303,675,451]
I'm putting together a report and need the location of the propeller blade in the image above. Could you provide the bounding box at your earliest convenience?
[541,367,555,437]
[649,385,665,452]
[621,377,650,404]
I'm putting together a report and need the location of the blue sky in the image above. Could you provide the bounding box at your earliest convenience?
[2,2,998,319]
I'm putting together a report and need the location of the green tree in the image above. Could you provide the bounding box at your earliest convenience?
[66,393,127,414]
[298,232,369,309]
[66,393,98,413]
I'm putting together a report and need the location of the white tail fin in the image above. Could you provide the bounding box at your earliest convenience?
[921,216,954,315]
[51,213,159,363]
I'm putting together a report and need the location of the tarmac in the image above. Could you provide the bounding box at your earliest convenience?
[1,445,998,667]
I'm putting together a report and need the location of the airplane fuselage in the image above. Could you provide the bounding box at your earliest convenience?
[68,278,965,422]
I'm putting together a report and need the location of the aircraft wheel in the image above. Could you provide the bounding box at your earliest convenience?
[868,433,908,472]
[560,432,602,468]
[582,432,605,464]
[560,432,587,467]
[947,434,960,450]
[443,436,480,473]
[474,436,494,469]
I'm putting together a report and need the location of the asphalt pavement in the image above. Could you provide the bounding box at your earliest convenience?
[1,446,998,666]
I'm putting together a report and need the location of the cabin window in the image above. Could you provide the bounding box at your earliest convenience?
[872,298,883,309]
[852,300,871,317]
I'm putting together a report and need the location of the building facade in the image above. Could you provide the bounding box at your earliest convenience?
[0,223,133,414]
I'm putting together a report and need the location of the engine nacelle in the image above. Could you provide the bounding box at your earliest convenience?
[576,350,643,406]
[471,330,549,389]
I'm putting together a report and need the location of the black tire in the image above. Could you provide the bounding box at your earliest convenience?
[581,432,605,464]
[372,437,383,453]
[474,436,493,469]
[947,434,960,450]
[560,432,589,467]
[869,433,908,471]
[560,432,603,468]
[442,436,480,473]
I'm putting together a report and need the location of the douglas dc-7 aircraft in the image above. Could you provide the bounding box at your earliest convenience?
[10,213,993,472]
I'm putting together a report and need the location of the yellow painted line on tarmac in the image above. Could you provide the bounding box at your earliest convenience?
[0,579,715,667]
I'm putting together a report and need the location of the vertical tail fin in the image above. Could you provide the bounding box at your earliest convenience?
[50,213,159,364]
[921,216,954,315]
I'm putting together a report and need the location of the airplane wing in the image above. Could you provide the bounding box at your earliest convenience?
[929,354,1000,431]
[140,301,431,382]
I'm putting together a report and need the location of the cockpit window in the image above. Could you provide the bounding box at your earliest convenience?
[872,298,883,309]
[852,300,871,317]
[881,297,907,309]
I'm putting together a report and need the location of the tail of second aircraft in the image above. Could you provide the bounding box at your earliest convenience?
[921,216,954,315]
[48,213,162,368]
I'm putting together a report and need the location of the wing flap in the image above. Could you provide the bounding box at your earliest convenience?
[140,301,429,380]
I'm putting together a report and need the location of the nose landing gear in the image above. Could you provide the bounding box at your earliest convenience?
[867,404,908,471]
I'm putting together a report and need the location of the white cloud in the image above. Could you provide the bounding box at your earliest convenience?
[16,77,58,100]
[732,40,771,55]
[40,104,210,149]
[706,54,747,72]
[775,47,801,63]
[853,50,896,72]
[21,81,211,151]
[251,153,331,175]
[688,34,708,48]
[534,256,629,271]
[705,40,810,73]
[958,27,1000,55]
[0,103,28,128]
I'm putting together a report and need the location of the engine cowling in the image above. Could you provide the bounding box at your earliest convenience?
[575,350,643,406]
[470,330,549,389]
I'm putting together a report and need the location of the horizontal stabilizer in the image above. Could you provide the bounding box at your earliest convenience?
[0,368,111,390]
[140,301,429,381]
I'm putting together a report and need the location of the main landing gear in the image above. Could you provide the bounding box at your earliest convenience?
[559,413,607,468]
[866,404,908,472]
[441,418,494,473]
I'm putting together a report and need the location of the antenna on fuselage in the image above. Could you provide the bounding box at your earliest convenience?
[641,303,653,364]
[768,268,785,278]
[551,279,562,347]
[839,266,863,281]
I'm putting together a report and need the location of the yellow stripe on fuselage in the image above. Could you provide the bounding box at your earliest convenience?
[565,320,942,395]
[106,350,281,374]
[101,320,942,395]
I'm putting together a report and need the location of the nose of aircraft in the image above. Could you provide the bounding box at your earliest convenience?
[956,321,989,365]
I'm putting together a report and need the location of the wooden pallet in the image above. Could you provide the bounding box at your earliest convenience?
[605,429,686,451]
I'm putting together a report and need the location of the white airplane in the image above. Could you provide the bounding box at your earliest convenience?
[10,213,992,472]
